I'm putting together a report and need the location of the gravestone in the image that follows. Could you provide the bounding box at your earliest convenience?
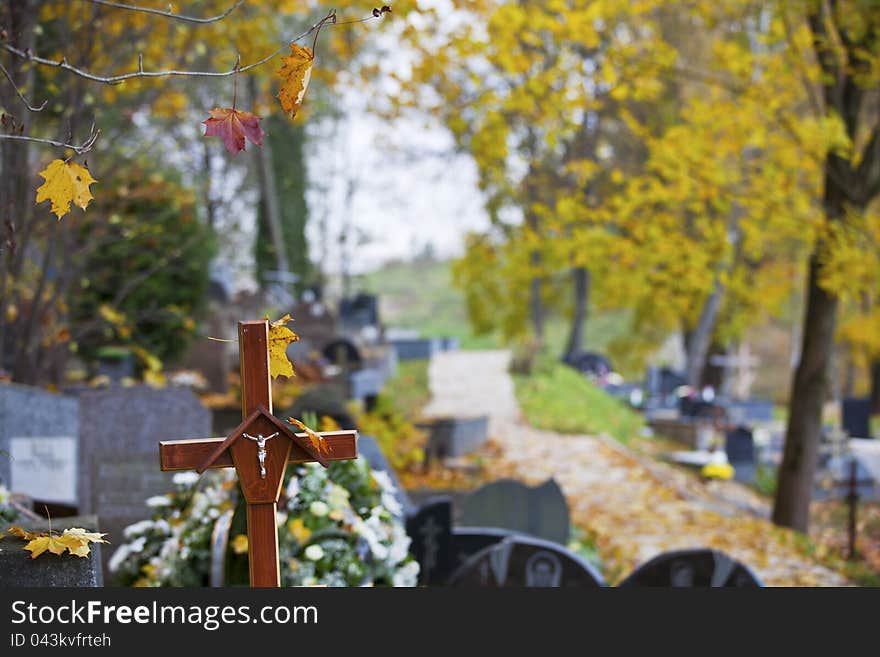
[405,497,454,585]
[459,479,569,545]
[73,385,211,578]
[618,548,762,587]
[389,337,441,361]
[339,293,380,332]
[322,338,363,368]
[842,398,871,439]
[0,383,79,510]
[419,416,489,461]
[358,435,414,515]
[725,426,756,484]
[286,300,336,358]
[447,534,606,588]
[0,515,103,587]
[725,398,774,424]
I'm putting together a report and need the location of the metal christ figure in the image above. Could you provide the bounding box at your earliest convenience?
[243,431,279,479]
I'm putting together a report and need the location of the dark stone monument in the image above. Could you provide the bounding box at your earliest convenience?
[618,548,762,587]
[339,293,380,332]
[405,497,454,585]
[447,534,606,587]
[72,385,211,578]
[389,338,441,361]
[563,351,613,377]
[0,515,103,587]
[419,416,489,461]
[322,338,363,368]
[725,426,755,484]
[0,383,79,511]
[459,478,569,545]
[842,398,872,439]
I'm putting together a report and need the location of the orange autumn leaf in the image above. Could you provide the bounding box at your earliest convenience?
[277,44,313,120]
[203,107,265,155]
[288,417,332,457]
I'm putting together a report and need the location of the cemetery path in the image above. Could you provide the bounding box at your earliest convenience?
[425,350,851,586]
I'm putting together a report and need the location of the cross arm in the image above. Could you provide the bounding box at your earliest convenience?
[159,430,358,472]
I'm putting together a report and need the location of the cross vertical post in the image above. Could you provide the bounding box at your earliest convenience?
[238,320,280,587]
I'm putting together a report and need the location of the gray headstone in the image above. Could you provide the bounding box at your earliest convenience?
[357,435,413,515]
[389,338,441,361]
[619,549,762,587]
[0,515,103,587]
[448,535,605,588]
[72,385,210,578]
[420,416,489,460]
[460,478,569,545]
[0,383,79,507]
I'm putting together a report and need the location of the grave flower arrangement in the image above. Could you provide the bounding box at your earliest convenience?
[0,484,19,523]
[110,458,418,587]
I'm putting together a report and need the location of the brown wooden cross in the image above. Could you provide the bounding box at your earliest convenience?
[158,320,358,587]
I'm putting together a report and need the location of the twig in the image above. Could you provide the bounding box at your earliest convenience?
[0,10,354,86]
[0,60,47,111]
[82,0,244,24]
[0,126,100,154]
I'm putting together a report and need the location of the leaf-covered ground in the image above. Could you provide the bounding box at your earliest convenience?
[423,350,852,586]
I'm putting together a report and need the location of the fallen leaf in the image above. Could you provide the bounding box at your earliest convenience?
[277,44,313,120]
[288,417,332,457]
[12,526,107,559]
[268,314,299,379]
[35,159,97,219]
[203,107,265,155]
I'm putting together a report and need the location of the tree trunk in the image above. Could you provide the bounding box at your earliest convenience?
[686,277,724,388]
[563,266,590,359]
[249,78,288,281]
[868,359,880,415]
[772,252,839,531]
[529,257,544,340]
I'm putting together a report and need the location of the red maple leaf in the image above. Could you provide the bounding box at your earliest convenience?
[203,107,265,155]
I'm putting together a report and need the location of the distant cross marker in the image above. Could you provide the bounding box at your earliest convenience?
[159,320,358,587]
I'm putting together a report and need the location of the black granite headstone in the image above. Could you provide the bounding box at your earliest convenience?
[447,534,606,588]
[618,548,762,587]
[460,478,569,545]
[405,497,453,585]
[842,398,872,439]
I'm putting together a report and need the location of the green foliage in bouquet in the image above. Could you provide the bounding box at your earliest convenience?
[110,458,418,587]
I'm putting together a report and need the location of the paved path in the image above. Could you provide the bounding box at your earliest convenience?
[425,350,850,586]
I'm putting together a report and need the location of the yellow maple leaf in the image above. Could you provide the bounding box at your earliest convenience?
[288,417,332,457]
[35,159,97,219]
[24,534,71,558]
[268,314,299,379]
[11,526,107,559]
[277,44,314,120]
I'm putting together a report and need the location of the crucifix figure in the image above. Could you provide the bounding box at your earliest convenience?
[158,320,359,587]
[243,431,279,479]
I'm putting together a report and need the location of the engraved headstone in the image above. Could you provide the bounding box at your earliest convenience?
[405,497,454,585]
[447,535,605,588]
[72,385,211,578]
[0,383,79,508]
[618,548,762,587]
[460,478,570,545]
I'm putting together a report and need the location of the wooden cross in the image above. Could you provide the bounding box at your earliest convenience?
[158,320,358,587]
[833,459,873,560]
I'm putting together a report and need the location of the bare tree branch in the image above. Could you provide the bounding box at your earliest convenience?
[0,60,46,111]
[82,0,244,24]
[0,125,100,154]
[0,10,364,86]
